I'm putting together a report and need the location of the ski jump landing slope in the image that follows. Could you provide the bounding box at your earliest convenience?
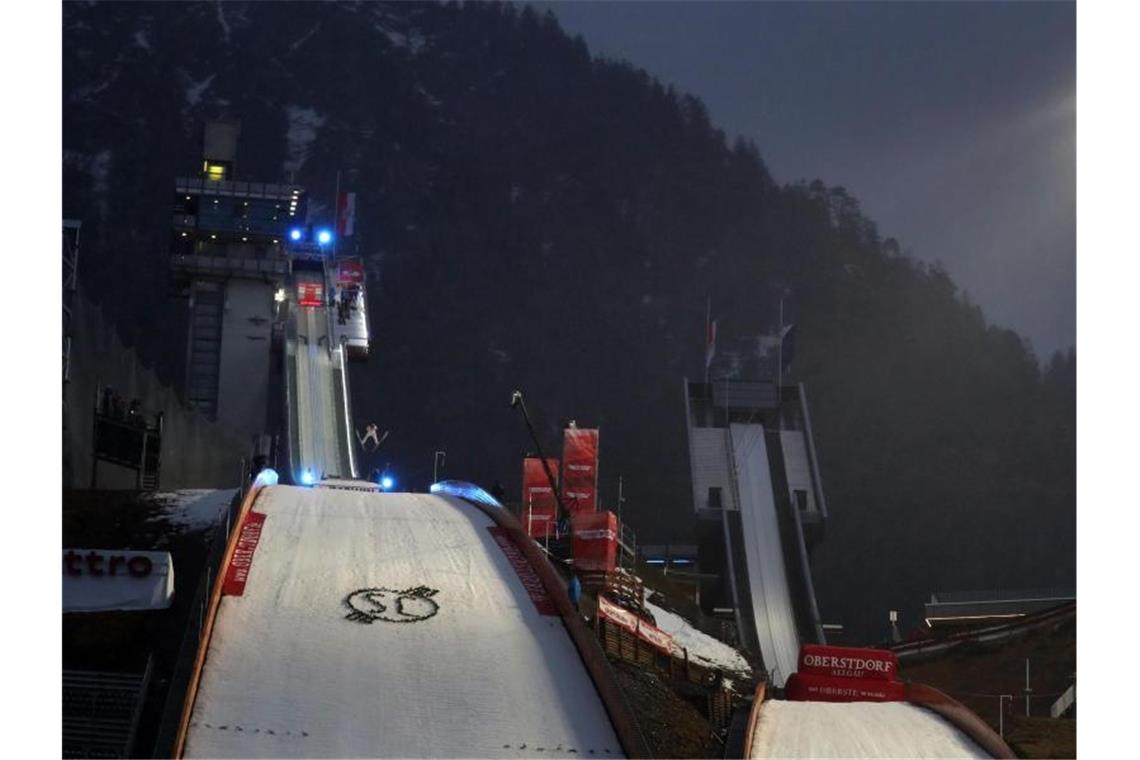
[741,684,1015,759]
[748,701,989,759]
[176,484,640,758]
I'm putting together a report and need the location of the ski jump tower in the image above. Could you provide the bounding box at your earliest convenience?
[169,122,302,440]
[684,372,829,686]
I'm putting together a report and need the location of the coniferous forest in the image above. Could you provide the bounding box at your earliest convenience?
[63,1,1074,642]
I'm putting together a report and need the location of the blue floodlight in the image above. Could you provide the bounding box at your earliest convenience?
[380,475,395,491]
[289,227,304,242]
[253,468,279,487]
[316,228,333,245]
[300,469,316,486]
[429,480,503,508]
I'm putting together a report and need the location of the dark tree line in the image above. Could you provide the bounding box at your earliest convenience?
[63,0,1074,642]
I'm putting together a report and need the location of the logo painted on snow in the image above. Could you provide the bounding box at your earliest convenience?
[344,586,440,624]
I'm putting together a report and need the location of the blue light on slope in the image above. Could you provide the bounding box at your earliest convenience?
[300,470,316,486]
[253,468,279,487]
[289,227,304,242]
[429,480,503,508]
[316,228,333,245]
[380,475,394,491]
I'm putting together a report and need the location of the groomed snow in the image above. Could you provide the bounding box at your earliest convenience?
[748,700,988,759]
[643,595,751,676]
[184,487,623,758]
[148,489,237,533]
[733,424,800,687]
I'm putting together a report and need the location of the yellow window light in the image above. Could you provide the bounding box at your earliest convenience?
[206,163,226,181]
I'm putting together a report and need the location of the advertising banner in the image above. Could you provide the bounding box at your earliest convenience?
[784,672,906,702]
[636,619,675,655]
[336,191,356,237]
[797,644,899,682]
[63,549,174,612]
[596,595,674,655]
[597,594,640,633]
[487,527,558,616]
[222,511,267,596]
[562,427,599,515]
[521,457,559,538]
[571,511,618,573]
[296,281,323,308]
[336,258,365,286]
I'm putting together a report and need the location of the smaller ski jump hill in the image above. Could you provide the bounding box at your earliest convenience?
[174,483,645,758]
[742,675,1016,758]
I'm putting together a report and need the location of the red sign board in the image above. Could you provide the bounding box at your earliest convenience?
[222,511,267,596]
[562,427,599,515]
[797,645,899,682]
[785,672,906,702]
[521,457,559,538]
[572,511,618,573]
[487,527,558,616]
[336,258,365,286]
[597,595,674,655]
[296,282,324,307]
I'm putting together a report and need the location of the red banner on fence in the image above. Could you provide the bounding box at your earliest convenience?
[487,527,558,616]
[797,645,899,682]
[562,427,599,515]
[596,595,674,655]
[521,457,559,538]
[222,511,267,596]
[784,672,906,703]
[572,511,618,573]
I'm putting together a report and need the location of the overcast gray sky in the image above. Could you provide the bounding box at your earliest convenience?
[534,1,1075,360]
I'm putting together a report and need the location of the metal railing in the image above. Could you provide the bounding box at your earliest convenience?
[63,657,153,759]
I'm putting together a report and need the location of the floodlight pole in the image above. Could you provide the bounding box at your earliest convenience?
[999,694,1013,737]
[510,390,569,525]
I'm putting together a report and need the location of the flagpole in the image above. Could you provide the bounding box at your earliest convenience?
[704,296,711,385]
[777,296,783,423]
[333,170,341,258]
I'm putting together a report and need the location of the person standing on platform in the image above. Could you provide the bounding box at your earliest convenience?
[568,574,582,613]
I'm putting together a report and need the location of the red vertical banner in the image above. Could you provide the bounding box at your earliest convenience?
[521,457,559,538]
[571,511,618,573]
[336,191,356,237]
[222,511,267,597]
[562,427,599,515]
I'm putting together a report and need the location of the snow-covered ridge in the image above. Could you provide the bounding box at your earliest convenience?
[644,590,752,676]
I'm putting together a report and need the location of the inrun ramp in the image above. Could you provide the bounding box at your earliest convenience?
[288,305,356,482]
[731,423,800,686]
[177,485,629,758]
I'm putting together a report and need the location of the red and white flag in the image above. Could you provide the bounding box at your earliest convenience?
[705,318,717,370]
[336,191,356,237]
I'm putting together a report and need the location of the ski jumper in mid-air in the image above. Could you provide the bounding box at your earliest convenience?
[357,423,388,452]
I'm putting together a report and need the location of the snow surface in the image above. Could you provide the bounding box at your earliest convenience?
[148,489,237,533]
[643,595,751,675]
[184,487,622,758]
[748,701,988,759]
[293,307,353,480]
[283,106,326,174]
[733,424,800,687]
[184,74,216,108]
